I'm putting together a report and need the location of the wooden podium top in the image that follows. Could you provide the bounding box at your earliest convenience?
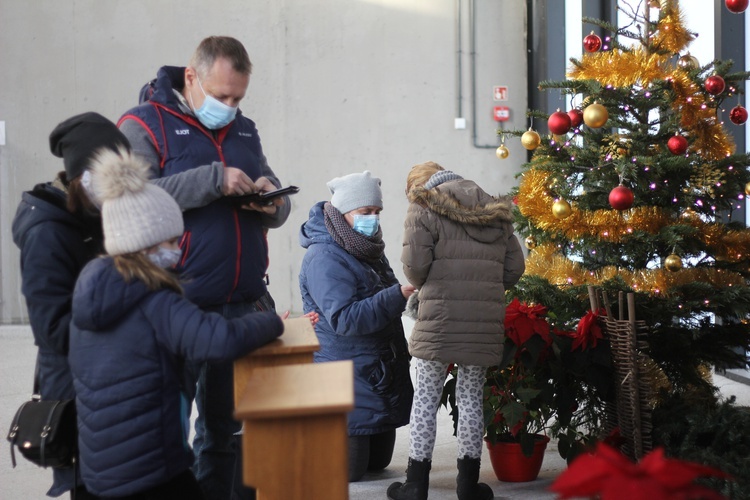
[235,360,354,420]
[248,316,320,358]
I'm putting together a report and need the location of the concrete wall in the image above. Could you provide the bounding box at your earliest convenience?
[0,0,528,323]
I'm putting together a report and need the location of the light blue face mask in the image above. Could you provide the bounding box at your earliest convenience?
[148,247,182,269]
[352,214,380,237]
[190,77,238,130]
[80,170,101,209]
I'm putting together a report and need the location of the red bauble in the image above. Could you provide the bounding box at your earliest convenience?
[726,0,749,13]
[730,105,748,125]
[567,108,584,128]
[705,75,726,95]
[667,134,689,155]
[609,185,634,211]
[583,32,602,53]
[548,110,572,135]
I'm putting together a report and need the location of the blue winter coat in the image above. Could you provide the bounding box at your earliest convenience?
[120,66,286,307]
[69,257,283,497]
[299,202,413,436]
[11,182,103,497]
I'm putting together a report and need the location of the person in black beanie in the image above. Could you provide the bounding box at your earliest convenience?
[49,111,131,182]
[11,111,130,500]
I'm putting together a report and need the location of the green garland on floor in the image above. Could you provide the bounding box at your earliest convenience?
[652,394,750,499]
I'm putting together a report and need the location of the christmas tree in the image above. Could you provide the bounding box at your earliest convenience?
[506,0,750,495]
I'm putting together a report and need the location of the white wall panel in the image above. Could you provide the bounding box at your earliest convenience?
[0,0,528,322]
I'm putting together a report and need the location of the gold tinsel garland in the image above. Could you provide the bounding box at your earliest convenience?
[649,3,694,55]
[568,49,666,89]
[669,70,734,161]
[518,168,672,241]
[668,70,706,130]
[518,168,750,262]
[525,243,746,295]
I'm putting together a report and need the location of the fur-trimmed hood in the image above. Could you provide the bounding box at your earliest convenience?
[401,177,525,366]
[407,178,514,242]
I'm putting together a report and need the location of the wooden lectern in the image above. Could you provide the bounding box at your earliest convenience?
[233,316,320,407]
[235,360,354,500]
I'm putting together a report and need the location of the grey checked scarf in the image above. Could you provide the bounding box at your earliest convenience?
[324,202,385,263]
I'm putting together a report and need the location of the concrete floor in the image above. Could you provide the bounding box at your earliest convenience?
[2,324,749,499]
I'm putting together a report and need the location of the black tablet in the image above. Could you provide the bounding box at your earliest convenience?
[228,185,300,206]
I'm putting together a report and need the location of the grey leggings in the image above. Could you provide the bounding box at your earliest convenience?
[408,358,486,461]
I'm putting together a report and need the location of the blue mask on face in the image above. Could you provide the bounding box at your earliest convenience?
[190,77,238,130]
[148,247,182,269]
[352,214,380,237]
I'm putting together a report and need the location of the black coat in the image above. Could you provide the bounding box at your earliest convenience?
[11,181,103,496]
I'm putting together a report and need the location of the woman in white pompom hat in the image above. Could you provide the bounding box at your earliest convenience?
[67,148,285,499]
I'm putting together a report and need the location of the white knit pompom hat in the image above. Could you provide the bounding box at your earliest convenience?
[90,146,184,255]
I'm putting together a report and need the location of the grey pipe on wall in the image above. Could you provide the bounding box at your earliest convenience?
[469,0,499,149]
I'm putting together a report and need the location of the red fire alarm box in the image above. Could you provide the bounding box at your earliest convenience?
[493,106,510,122]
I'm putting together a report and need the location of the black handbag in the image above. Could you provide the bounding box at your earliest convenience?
[6,367,77,469]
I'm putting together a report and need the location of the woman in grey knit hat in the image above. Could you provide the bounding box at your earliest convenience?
[299,171,416,482]
[389,161,525,500]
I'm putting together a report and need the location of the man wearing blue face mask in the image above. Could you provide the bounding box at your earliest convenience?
[299,171,416,484]
[118,36,291,500]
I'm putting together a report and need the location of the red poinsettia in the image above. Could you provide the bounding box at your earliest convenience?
[571,308,605,351]
[504,298,551,346]
[550,443,730,500]
[601,427,627,450]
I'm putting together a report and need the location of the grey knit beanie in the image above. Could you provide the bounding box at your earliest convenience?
[423,170,463,190]
[326,170,383,214]
[90,147,184,255]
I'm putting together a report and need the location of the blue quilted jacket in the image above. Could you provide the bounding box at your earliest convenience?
[120,66,280,306]
[299,202,413,436]
[69,257,283,497]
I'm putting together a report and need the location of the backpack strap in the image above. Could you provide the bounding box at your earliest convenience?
[138,78,157,104]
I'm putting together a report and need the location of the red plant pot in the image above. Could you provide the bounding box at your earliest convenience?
[485,435,550,482]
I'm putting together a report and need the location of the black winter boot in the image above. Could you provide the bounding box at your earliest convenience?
[456,456,493,500]
[386,458,431,500]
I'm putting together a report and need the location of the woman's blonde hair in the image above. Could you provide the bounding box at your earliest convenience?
[406,161,444,194]
[113,252,182,294]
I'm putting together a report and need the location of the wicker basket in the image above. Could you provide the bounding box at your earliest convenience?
[589,287,653,461]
